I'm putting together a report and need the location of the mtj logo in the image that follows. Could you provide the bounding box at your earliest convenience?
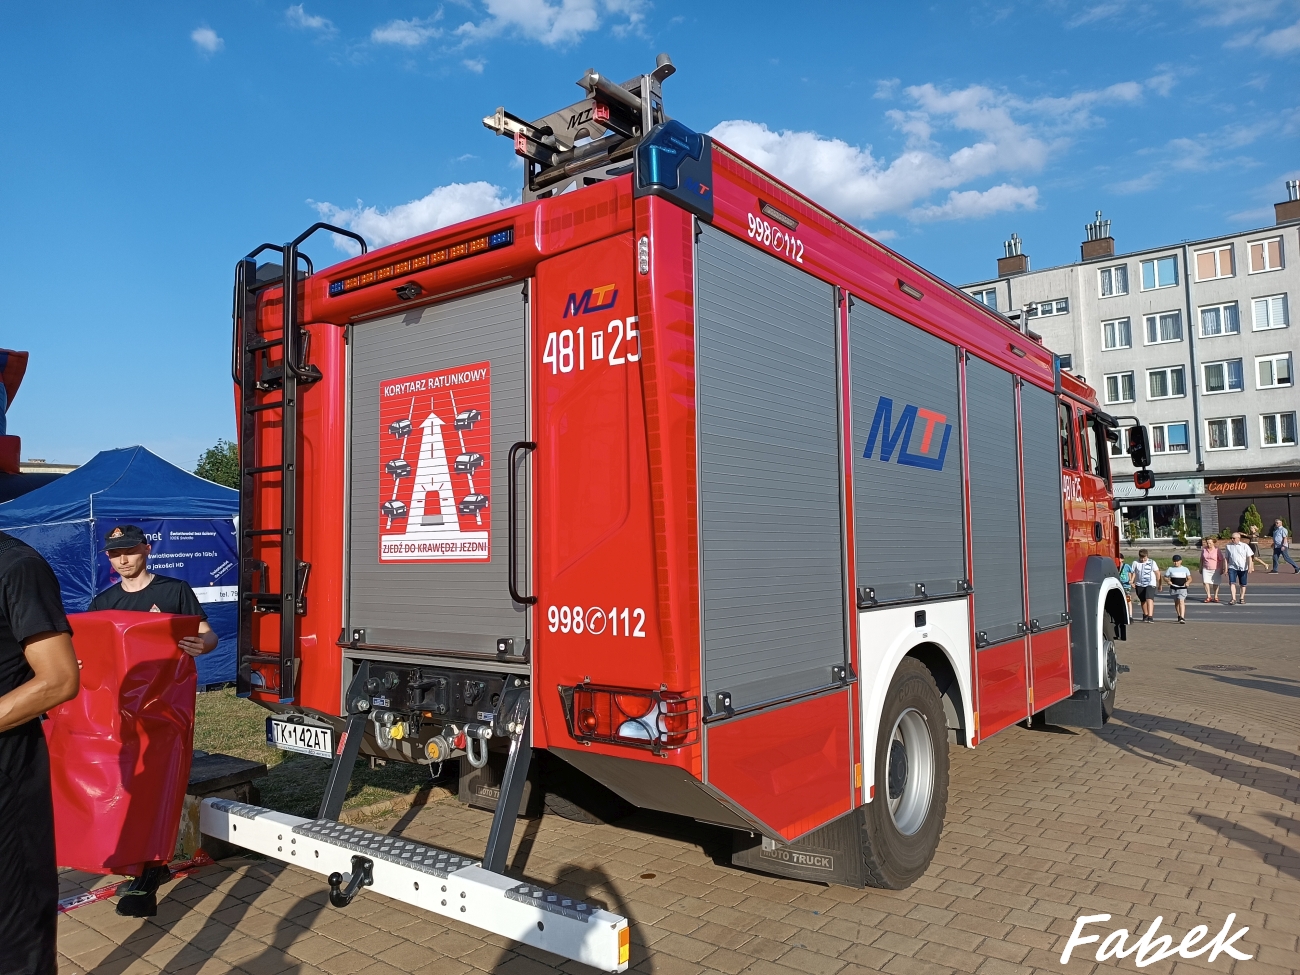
[563,284,618,317]
[863,396,951,471]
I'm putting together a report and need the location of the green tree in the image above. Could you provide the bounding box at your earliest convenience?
[1240,503,1263,535]
[195,439,239,489]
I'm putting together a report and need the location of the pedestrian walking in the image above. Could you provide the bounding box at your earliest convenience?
[1199,537,1221,603]
[1247,526,1269,571]
[1129,549,1161,622]
[1119,558,1134,615]
[1269,518,1299,573]
[89,524,215,918]
[1164,554,1191,623]
[0,531,81,975]
[1225,532,1253,605]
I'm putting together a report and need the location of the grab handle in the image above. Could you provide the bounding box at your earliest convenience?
[507,441,537,605]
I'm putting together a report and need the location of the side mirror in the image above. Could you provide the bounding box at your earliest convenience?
[1127,425,1151,468]
[1133,469,1155,491]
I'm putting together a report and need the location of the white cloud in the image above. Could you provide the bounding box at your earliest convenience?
[463,57,486,73]
[191,26,224,54]
[1258,18,1300,52]
[286,4,336,34]
[1146,71,1177,96]
[912,185,1040,221]
[455,0,640,46]
[372,15,443,46]
[873,78,900,100]
[709,79,1143,223]
[311,182,518,253]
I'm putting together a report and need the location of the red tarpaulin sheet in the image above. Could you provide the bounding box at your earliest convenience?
[44,611,198,875]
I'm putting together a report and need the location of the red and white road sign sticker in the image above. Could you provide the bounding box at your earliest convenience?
[378,362,492,563]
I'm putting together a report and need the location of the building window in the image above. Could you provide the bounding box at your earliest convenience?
[1203,358,1244,394]
[971,288,997,310]
[1150,422,1190,454]
[1140,255,1178,290]
[1027,298,1069,317]
[1102,317,1132,350]
[1194,245,1234,281]
[1256,353,1292,389]
[1248,237,1283,273]
[1261,412,1298,447]
[1144,311,1183,345]
[1199,302,1240,337]
[1147,366,1186,400]
[1206,417,1247,450]
[1105,372,1135,404]
[1109,427,1128,457]
[1252,294,1289,330]
[1099,265,1129,297]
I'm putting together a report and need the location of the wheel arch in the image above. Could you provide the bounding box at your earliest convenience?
[906,642,967,747]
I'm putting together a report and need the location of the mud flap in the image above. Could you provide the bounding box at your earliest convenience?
[731,809,867,888]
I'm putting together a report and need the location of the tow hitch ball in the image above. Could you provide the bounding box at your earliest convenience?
[328,855,374,907]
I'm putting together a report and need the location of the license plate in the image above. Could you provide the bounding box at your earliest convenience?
[266,717,335,759]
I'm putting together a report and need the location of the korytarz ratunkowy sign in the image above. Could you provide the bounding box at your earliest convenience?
[378,361,492,563]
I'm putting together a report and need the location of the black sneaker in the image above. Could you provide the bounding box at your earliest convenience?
[116,865,169,917]
[1178,618,1186,624]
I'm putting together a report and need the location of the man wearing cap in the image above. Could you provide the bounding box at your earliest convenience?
[89,524,216,916]
[1163,554,1191,624]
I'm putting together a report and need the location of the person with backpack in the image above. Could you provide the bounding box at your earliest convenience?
[1128,549,1161,622]
[1200,537,1221,603]
[1119,559,1134,614]
[1164,553,1192,623]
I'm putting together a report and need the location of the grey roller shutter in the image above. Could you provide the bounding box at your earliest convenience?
[695,225,847,712]
[965,356,1025,647]
[1019,383,1067,630]
[849,300,965,605]
[347,284,529,655]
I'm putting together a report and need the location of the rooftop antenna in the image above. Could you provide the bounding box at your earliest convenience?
[483,53,676,202]
[1003,233,1022,258]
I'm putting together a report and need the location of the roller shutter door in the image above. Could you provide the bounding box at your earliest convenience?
[1020,383,1068,630]
[849,299,966,605]
[965,356,1025,647]
[695,225,848,712]
[347,284,529,656]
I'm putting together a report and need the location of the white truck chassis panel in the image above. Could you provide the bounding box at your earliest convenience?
[200,798,629,972]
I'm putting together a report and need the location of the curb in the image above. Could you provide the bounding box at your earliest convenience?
[338,783,456,824]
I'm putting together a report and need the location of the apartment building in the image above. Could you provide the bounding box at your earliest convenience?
[961,181,1300,541]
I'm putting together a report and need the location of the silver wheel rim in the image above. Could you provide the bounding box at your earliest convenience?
[1102,639,1118,693]
[886,707,934,836]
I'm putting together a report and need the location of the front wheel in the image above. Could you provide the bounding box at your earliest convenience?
[859,657,949,889]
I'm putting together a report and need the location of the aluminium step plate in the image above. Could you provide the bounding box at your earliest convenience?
[292,819,480,878]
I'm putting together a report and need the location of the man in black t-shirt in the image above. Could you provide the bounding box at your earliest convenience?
[90,525,217,658]
[0,531,80,975]
[90,524,216,916]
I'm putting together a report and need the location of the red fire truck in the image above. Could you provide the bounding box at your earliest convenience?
[204,55,1132,970]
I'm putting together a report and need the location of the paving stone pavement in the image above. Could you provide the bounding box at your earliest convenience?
[58,621,1300,975]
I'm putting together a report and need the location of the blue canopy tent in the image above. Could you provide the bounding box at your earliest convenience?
[0,446,239,686]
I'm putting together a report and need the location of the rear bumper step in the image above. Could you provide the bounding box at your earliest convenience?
[199,798,629,972]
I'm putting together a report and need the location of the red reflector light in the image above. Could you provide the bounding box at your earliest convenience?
[562,685,698,753]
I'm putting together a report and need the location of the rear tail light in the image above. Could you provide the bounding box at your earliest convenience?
[559,684,699,753]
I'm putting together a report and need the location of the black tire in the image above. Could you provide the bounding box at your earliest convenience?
[860,657,949,889]
[541,757,633,825]
[1100,628,1119,725]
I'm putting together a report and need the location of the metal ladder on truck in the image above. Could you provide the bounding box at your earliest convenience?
[231,223,365,702]
[221,226,630,970]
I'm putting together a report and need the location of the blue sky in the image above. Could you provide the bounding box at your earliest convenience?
[2,1,1297,468]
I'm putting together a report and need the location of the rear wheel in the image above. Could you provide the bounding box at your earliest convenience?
[540,755,633,825]
[860,657,949,889]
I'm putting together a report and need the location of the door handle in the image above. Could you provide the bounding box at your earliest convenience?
[1094,521,1103,542]
[507,441,537,605]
